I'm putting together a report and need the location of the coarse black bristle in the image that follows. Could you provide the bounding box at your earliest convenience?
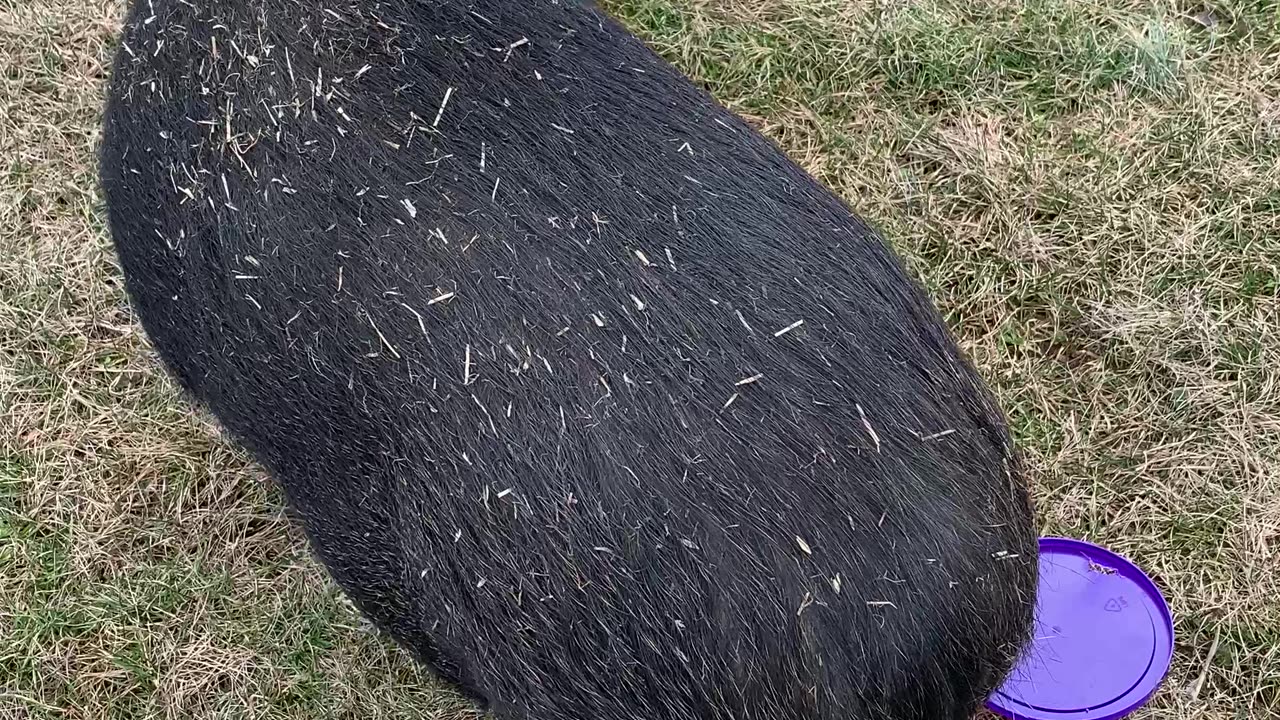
[99,1,1038,718]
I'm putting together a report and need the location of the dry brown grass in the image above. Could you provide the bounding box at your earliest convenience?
[2,0,1277,717]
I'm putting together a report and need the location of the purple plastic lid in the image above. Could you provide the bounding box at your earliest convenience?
[986,537,1175,720]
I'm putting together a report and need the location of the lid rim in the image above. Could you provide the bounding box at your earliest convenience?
[985,537,1175,720]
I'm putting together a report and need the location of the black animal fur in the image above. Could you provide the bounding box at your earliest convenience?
[99,1,1037,717]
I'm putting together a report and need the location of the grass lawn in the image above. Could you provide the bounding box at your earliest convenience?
[2,0,1277,717]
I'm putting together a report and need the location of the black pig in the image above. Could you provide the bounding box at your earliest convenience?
[99,0,1037,718]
